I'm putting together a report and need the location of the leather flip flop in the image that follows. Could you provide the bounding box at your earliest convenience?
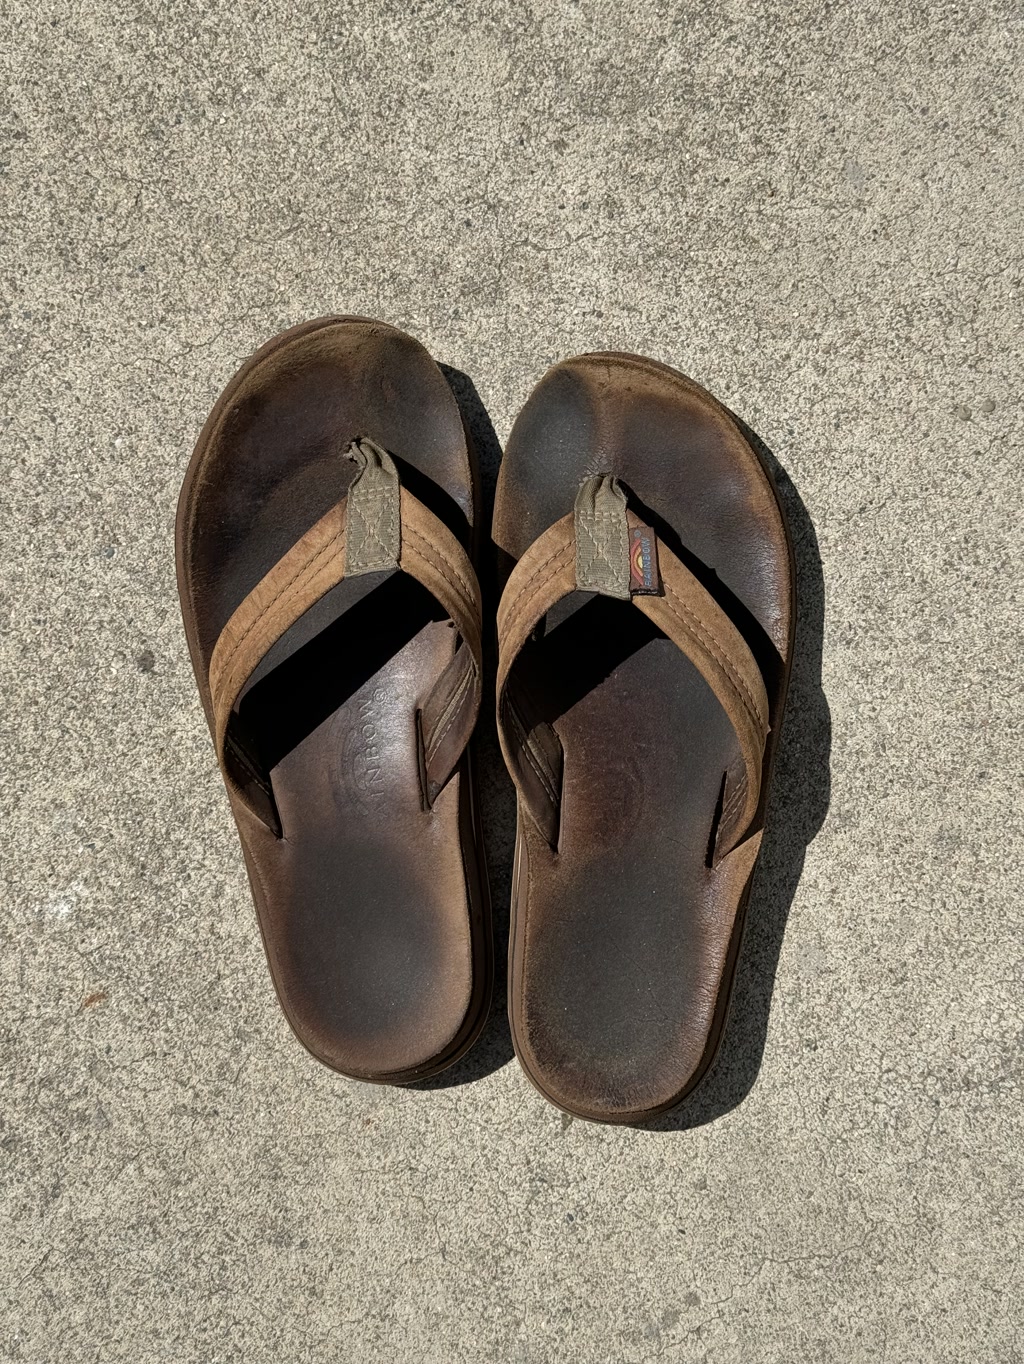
[176,316,491,1083]
[494,352,794,1123]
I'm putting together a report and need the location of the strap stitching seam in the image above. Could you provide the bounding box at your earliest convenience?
[498,548,574,649]
[720,773,747,828]
[404,523,479,610]
[661,582,765,733]
[212,522,345,702]
[424,661,477,764]
[511,709,560,794]
[212,503,481,726]
[498,539,573,629]
[504,701,560,807]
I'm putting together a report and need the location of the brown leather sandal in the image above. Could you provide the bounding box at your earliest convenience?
[176,317,491,1083]
[494,352,794,1123]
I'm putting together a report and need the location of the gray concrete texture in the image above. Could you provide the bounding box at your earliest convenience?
[1,1,1021,1360]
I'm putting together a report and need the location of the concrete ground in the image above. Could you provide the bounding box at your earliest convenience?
[2,2,1022,1360]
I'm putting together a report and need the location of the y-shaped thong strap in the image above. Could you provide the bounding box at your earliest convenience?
[496,474,770,863]
[209,438,483,833]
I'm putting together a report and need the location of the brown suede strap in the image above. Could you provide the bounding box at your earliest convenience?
[496,478,770,861]
[209,440,482,831]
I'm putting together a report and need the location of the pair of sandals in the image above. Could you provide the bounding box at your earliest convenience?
[176,316,793,1125]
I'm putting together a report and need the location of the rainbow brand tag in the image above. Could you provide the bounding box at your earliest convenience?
[628,525,660,595]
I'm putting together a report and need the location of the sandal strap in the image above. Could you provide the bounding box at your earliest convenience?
[496,474,769,861]
[209,438,482,831]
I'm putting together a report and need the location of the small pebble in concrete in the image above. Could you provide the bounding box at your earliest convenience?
[980,398,996,413]
[136,650,156,673]
[954,404,971,420]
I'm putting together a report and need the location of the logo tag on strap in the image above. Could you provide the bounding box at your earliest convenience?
[628,524,660,595]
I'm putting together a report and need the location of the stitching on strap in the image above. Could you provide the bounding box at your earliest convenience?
[720,770,747,826]
[404,522,478,607]
[404,524,481,641]
[499,537,573,628]
[499,545,574,651]
[424,659,476,763]
[213,495,481,728]
[661,581,765,735]
[504,700,560,807]
[213,522,345,699]
[506,700,560,797]
[354,499,391,562]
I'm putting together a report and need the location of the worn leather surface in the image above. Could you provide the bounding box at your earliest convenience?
[176,316,491,1083]
[493,352,794,1123]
